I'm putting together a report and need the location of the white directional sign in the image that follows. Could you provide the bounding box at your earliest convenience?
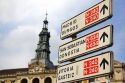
[59,25,113,63]
[61,0,112,40]
[57,52,113,83]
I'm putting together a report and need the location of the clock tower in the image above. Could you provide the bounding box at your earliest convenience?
[0,13,57,83]
[30,13,55,69]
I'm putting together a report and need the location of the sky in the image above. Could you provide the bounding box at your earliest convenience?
[0,0,125,69]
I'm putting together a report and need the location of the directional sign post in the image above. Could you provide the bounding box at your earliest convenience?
[59,25,113,63]
[61,0,112,40]
[57,52,113,83]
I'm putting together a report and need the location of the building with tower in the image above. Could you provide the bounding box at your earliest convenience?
[0,14,125,83]
[0,14,57,83]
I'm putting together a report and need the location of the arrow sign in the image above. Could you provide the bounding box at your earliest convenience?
[57,52,113,83]
[61,0,112,40]
[100,32,108,42]
[59,25,113,63]
[100,4,108,15]
[100,58,109,70]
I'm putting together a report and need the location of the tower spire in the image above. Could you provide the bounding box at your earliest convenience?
[45,11,48,20]
[43,12,48,28]
[30,13,54,68]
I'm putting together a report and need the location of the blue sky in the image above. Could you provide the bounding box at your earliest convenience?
[0,0,125,69]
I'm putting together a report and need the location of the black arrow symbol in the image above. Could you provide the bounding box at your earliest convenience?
[83,39,86,44]
[100,32,108,42]
[100,58,109,70]
[100,4,108,15]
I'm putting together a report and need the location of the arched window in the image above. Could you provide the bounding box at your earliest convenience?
[44,77,52,83]
[1,81,5,83]
[21,79,27,83]
[32,78,39,83]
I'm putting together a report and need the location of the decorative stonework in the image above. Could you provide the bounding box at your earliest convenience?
[116,69,121,73]
[28,76,33,80]
[17,77,21,80]
[52,75,56,78]
[40,76,45,79]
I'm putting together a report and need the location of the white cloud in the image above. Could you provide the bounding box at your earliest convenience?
[3,25,38,49]
[0,50,31,69]
[0,0,74,23]
[0,0,101,23]
[0,25,40,69]
[0,0,15,23]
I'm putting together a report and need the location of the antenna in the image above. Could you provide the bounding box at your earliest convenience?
[45,11,48,20]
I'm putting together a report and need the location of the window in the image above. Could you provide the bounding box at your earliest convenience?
[89,78,95,83]
[21,79,27,83]
[76,81,82,83]
[11,80,15,83]
[44,77,52,83]
[32,78,39,83]
[1,81,5,83]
